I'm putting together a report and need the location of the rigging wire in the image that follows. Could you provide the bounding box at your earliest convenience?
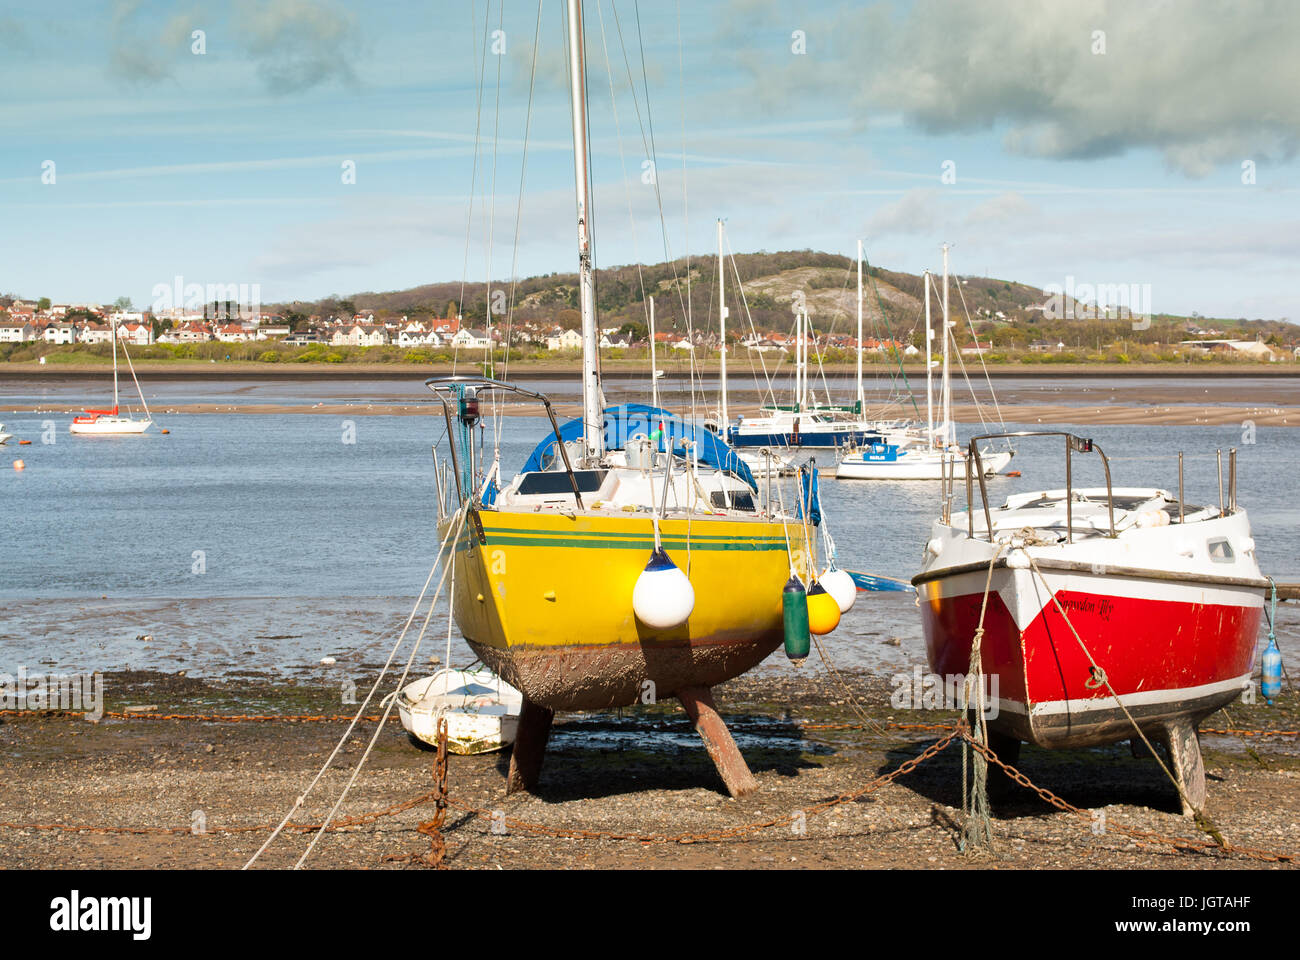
[483,0,506,382]
[455,1,495,378]
[495,0,547,445]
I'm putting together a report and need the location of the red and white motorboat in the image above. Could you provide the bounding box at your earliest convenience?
[913,432,1266,815]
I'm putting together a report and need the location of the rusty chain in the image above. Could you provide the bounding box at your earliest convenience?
[383,718,451,869]
[959,728,1295,864]
[0,712,1294,864]
[4,709,1295,739]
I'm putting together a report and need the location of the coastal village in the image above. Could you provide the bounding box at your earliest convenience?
[0,296,1290,362]
[0,298,915,356]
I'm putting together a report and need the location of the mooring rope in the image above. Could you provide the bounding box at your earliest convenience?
[243,504,469,869]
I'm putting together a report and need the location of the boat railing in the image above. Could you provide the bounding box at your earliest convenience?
[964,431,1116,544]
[425,375,586,511]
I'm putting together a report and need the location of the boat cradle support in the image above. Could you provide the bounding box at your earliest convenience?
[677,685,759,799]
[504,686,759,800]
[1155,716,1207,818]
[506,698,555,796]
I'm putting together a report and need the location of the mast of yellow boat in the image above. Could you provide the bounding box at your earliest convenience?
[718,218,728,431]
[566,0,603,467]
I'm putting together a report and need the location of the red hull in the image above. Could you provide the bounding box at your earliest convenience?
[919,584,1259,748]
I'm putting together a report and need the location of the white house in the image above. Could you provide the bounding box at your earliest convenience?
[452,328,493,350]
[172,322,211,343]
[0,321,34,343]
[116,322,153,346]
[214,324,252,343]
[397,328,440,348]
[79,322,114,345]
[42,323,78,345]
[546,328,583,351]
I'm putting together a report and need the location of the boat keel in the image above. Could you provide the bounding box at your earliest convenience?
[677,685,758,799]
[1156,716,1207,818]
[505,698,554,795]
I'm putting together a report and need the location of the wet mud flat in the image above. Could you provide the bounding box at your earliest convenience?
[0,669,1296,870]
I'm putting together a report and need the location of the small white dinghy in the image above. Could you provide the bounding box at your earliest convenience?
[394,668,523,755]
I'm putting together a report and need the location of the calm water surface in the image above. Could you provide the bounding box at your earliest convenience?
[3,378,1298,679]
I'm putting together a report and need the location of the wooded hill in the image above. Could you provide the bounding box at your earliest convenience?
[277,251,1297,349]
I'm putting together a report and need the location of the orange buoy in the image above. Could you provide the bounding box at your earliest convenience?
[161,429,170,435]
[1007,470,1021,477]
[806,580,841,635]
[13,459,25,471]
[18,439,31,445]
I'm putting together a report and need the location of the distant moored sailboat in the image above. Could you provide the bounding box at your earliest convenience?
[69,318,152,435]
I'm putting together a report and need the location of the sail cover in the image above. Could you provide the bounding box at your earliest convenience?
[521,404,757,491]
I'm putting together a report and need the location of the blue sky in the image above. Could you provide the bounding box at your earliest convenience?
[2,0,1297,321]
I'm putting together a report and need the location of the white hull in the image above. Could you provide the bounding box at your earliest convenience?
[395,668,523,755]
[836,448,1012,480]
[69,417,152,435]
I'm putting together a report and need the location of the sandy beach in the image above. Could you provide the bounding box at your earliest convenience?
[6,399,1298,427]
[7,366,1300,426]
[0,668,1295,870]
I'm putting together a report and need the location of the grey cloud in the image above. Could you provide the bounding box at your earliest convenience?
[725,0,1300,177]
[233,0,360,95]
[107,3,205,87]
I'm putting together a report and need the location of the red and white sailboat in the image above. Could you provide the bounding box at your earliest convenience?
[70,320,152,435]
[913,433,1265,814]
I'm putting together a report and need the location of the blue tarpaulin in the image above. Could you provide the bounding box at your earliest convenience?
[520,403,757,491]
[847,570,913,592]
[797,465,821,526]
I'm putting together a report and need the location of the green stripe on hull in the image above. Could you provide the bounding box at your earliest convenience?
[483,525,788,544]
[479,535,787,551]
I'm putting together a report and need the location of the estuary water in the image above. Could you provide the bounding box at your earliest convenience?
[3,377,1298,681]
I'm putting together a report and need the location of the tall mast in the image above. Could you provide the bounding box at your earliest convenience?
[941,243,952,448]
[855,239,864,412]
[790,308,800,408]
[794,308,801,411]
[924,271,934,450]
[718,219,728,430]
[567,0,603,464]
[112,316,119,410]
[649,295,659,411]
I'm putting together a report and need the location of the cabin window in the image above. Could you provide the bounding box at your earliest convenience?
[516,470,607,496]
[710,491,755,512]
[1207,538,1234,563]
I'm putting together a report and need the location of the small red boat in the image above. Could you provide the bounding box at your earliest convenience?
[913,432,1265,815]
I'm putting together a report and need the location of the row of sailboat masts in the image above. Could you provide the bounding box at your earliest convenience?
[941,242,953,449]
[794,307,811,412]
[921,244,955,453]
[567,0,604,467]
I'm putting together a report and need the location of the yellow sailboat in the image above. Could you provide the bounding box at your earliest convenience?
[430,0,830,798]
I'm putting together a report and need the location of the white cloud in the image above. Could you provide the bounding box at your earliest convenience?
[866,189,944,236]
[963,192,1039,227]
[726,0,1300,177]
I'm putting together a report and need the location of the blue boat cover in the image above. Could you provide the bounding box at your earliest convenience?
[847,570,913,592]
[797,464,821,526]
[521,403,756,491]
